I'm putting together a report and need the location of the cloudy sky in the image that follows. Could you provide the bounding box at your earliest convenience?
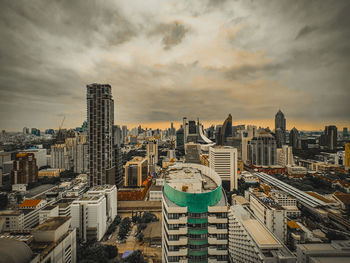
[1,0,349,131]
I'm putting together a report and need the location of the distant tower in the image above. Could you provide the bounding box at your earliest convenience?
[87,83,115,186]
[324,125,337,150]
[219,114,233,145]
[275,110,286,147]
[289,127,301,150]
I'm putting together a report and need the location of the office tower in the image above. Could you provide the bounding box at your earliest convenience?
[71,194,107,242]
[162,163,228,263]
[275,110,286,147]
[176,126,184,151]
[228,203,296,263]
[146,138,158,165]
[218,114,233,145]
[289,127,301,150]
[65,133,88,173]
[113,125,123,188]
[124,157,148,187]
[215,125,222,144]
[122,125,127,143]
[87,83,115,186]
[11,153,38,185]
[182,117,213,144]
[209,146,238,191]
[324,125,338,150]
[87,185,118,224]
[50,144,67,169]
[277,145,294,167]
[185,143,201,164]
[22,127,29,135]
[248,131,277,166]
[343,127,348,137]
[345,143,350,170]
[170,122,176,136]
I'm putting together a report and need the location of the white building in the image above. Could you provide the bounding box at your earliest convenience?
[22,148,48,169]
[86,185,117,225]
[31,216,76,263]
[50,144,67,170]
[65,134,88,173]
[228,204,296,263]
[39,205,59,224]
[149,184,162,201]
[71,194,107,242]
[209,146,237,191]
[247,191,287,243]
[19,199,47,229]
[276,145,294,167]
[0,211,24,232]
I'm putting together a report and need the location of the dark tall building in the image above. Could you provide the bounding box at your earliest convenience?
[219,114,233,145]
[113,125,123,188]
[324,125,338,150]
[176,126,184,151]
[11,153,38,185]
[289,127,301,150]
[87,83,115,186]
[275,110,286,147]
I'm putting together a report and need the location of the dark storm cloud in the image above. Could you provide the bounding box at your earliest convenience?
[295,25,318,40]
[151,22,189,50]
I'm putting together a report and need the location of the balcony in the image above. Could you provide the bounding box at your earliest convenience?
[167,216,187,224]
[208,226,228,234]
[208,237,228,245]
[166,236,188,246]
[208,216,227,224]
[208,247,228,256]
[167,248,188,257]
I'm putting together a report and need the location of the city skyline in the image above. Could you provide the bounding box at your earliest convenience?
[1,0,350,131]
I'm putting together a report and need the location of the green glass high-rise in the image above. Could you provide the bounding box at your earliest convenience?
[162,163,229,263]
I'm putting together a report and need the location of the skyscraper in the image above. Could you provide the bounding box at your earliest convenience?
[219,114,232,145]
[275,110,286,147]
[248,131,277,166]
[289,127,301,150]
[87,83,115,186]
[324,125,338,150]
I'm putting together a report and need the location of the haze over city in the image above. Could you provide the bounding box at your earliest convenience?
[1,0,350,131]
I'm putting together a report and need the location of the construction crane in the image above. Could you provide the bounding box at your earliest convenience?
[59,116,65,131]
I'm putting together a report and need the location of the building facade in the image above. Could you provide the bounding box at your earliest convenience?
[12,153,38,185]
[248,131,277,166]
[87,83,115,186]
[124,157,148,187]
[209,146,238,191]
[275,110,286,147]
[162,163,229,263]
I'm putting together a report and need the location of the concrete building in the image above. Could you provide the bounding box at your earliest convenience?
[185,143,201,164]
[345,142,350,170]
[113,125,124,187]
[87,185,117,225]
[323,125,338,150]
[289,127,301,150]
[124,157,148,187]
[39,205,59,224]
[248,131,277,166]
[31,216,76,263]
[12,153,38,186]
[71,194,107,242]
[218,114,232,146]
[0,210,24,232]
[228,203,296,263]
[87,83,115,186]
[146,138,158,165]
[38,168,61,178]
[162,163,229,263]
[149,184,162,201]
[209,146,238,191]
[275,110,286,147]
[50,144,67,170]
[276,145,294,167]
[20,199,47,229]
[22,148,48,169]
[65,133,88,173]
[247,191,287,243]
[296,240,350,263]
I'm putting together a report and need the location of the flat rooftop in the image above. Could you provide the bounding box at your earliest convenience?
[88,184,115,191]
[42,205,57,211]
[242,219,281,248]
[165,166,217,193]
[33,216,70,231]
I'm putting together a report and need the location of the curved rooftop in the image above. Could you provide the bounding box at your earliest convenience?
[163,163,224,213]
[0,238,33,263]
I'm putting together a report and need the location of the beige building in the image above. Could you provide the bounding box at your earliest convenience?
[0,210,24,232]
[38,168,61,177]
[124,157,148,187]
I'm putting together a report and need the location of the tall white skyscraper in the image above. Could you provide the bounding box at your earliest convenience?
[87,83,115,186]
[209,146,237,191]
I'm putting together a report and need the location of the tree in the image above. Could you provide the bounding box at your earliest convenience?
[104,244,118,259]
[137,232,144,242]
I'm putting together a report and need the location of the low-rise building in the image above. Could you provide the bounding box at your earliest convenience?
[39,205,59,224]
[0,210,24,232]
[71,194,107,242]
[149,184,162,201]
[20,199,47,229]
[228,204,296,263]
[38,168,61,178]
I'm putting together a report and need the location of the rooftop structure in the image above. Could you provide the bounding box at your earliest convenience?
[255,172,328,208]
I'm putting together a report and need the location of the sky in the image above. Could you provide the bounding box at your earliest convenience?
[0,0,349,131]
